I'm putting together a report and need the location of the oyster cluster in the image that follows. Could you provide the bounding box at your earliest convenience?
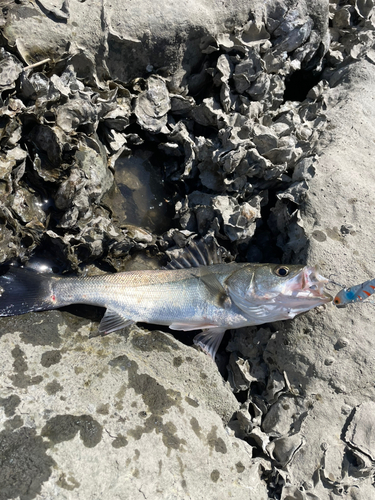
[0,3,333,270]
[3,1,371,271]
[327,0,375,69]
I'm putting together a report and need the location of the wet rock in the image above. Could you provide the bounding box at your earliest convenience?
[0,426,55,500]
[332,6,352,29]
[0,49,23,92]
[355,0,375,18]
[56,97,97,133]
[54,135,113,226]
[27,125,67,172]
[10,186,46,227]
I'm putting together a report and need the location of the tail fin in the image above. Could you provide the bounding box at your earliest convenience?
[0,266,58,316]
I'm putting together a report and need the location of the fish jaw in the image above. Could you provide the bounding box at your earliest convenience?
[256,266,332,321]
[284,266,332,303]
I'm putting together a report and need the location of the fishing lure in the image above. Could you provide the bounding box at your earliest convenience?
[333,278,375,307]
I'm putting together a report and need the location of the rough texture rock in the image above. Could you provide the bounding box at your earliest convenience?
[0,312,270,499]
[227,58,375,498]
[1,0,328,85]
[288,59,375,497]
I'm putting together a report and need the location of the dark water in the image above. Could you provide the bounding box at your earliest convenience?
[111,151,173,235]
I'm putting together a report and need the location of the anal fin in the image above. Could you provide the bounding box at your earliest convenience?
[99,309,133,334]
[193,328,226,359]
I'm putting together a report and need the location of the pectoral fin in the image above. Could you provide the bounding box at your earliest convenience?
[99,309,133,334]
[193,271,231,308]
[200,273,226,299]
[193,328,226,359]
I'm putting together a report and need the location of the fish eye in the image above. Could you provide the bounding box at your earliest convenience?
[274,266,289,277]
[333,297,341,305]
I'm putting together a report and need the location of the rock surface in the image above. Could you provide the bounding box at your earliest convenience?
[227,57,375,498]
[2,0,328,85]
[284,58,375,497]
[0,312,270,499]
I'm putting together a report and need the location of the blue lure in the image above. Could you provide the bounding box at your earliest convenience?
[333,279,375,307]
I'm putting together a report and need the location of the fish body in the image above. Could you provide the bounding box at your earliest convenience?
[0,244,331,358]
[333,278,375,307]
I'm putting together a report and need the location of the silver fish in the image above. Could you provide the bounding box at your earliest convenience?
[0,243,331,358]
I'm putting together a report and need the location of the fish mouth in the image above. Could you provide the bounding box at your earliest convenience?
[286,266,332,302]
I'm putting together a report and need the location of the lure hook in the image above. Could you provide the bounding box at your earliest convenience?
[327,274,346,290]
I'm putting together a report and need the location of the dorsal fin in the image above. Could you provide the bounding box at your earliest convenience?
[164,239,229,270]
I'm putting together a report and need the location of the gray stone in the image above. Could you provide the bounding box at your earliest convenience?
[0,312,268,499]
[345,402,375,461]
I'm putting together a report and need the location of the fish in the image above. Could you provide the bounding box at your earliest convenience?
[333,278,375,307]
[0,242,332,359]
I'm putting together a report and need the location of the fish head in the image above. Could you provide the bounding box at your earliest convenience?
[226,263,332,321]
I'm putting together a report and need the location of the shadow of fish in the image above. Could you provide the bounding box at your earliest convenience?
[0,242,331,359]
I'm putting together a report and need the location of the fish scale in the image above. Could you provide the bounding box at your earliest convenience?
[52,266,247,327]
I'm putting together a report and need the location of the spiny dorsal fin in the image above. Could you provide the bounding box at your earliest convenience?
[164,239,229,270]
